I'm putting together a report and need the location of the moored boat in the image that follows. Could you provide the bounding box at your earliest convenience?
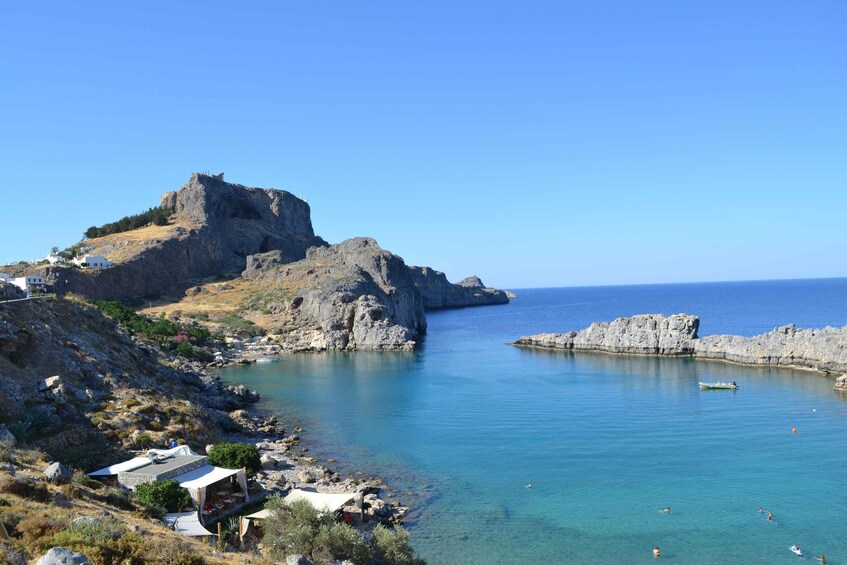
[699,381,739,390]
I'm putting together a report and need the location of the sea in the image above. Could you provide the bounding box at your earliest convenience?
[220,278,847,564]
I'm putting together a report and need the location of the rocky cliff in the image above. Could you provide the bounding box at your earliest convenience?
[408,267,510,310]
[46,173,326,301]
[0,297,250,466]
[242,238,427,350]
[515,314,847,379]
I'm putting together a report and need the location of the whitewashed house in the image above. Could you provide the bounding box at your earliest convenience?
[11,276,46,295]
[73,254,113,269]
[45,253,65,264]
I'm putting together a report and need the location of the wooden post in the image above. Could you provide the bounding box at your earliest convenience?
[217,521,222,550]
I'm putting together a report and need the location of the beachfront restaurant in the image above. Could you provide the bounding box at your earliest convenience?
[88,446,251,524]
[239,489,360,542]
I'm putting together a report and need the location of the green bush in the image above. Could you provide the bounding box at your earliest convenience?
[207,443,261,474]
[312,521,372,564]
[133,480,191,513]
[373,524,425,565]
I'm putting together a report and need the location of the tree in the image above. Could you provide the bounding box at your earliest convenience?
[207,443,262,474]
[133,480,191,513]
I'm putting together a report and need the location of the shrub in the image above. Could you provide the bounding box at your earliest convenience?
[0,540,28,565]
[0,477,52,503]
[146,538,205,565]
[312,522,372,564]
[133,480,191,513]
[207,443,261,474]
[96,487,135,511]
[373,524,425,565]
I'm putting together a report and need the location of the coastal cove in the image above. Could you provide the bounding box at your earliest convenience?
[220,278,847,564]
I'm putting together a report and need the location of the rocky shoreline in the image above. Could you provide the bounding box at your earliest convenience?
[514,314,847,390]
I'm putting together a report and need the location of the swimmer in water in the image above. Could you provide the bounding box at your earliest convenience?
[816,555,827,564]
[524,484,532,489]
[653,546,661,559]
[767,511,773,522]
[661,507,671,513]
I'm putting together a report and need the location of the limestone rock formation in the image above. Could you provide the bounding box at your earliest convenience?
[408,267,510,310]
[515,314,699,355]
[244,238,427,351]
[834,374,847,391]
[48,173,326,301]
[515,314,847,377]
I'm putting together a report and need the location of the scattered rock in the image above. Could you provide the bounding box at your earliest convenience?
[35,547,91,565]
[285,556,313,565]
[43,462,72,484]
[835,374,847,392]
[0,424,17,446]
[38,375,62,392]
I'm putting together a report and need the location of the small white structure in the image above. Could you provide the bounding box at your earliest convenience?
[73,254,113,269]
[45,253,65,264]
[11,276,46,295]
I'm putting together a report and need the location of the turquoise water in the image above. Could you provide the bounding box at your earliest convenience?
[222,279,847,564]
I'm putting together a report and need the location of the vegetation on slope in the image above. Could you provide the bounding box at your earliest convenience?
[84,206,174,240]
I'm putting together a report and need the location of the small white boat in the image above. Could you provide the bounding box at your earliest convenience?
[789,545,803,557]
[699,381,738,390]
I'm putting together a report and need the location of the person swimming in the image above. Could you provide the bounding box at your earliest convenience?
[816,555,827,564]
[661,507,671,513]
[758,507,764,514]
[653,546,661,558]
[767,511,773,522]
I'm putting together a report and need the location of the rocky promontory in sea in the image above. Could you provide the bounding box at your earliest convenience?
[514,314,847,386]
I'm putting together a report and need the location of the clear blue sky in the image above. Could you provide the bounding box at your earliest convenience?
[1,1,845,288]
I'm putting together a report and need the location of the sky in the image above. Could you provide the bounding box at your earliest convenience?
[1,1,845,288]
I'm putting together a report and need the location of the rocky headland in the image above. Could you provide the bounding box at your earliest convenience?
[514,313,847,387]
[4,172,509,351]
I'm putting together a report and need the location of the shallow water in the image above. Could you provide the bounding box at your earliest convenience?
[222,278,847,564]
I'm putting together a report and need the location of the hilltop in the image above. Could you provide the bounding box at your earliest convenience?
[4,173,509,350]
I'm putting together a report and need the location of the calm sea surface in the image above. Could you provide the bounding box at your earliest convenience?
[221,278,847,564]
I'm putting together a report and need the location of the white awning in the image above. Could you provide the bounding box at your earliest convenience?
[174,465,240,490]
[283,489,357,513]
[88,445,199,477]
[244,509,271,520]
[164,512,216,537]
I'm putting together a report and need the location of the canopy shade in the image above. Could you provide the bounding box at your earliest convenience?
[283,489,357,513]
[174,465,240,490]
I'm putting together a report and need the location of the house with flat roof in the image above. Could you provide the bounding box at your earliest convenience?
[73,254,113,269]
[11,275,46,296]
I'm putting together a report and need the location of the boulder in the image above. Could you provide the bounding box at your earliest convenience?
[38,375,62,392]
[0,462,15,475]
[835,374,847,392]
[285,556,313,565]
[260,455,277,470]
[43,462,72,484]
[35,547,91,565]
[297,470,316,484]
[0,423,16,446]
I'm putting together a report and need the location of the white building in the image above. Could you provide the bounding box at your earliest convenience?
[0,272,9,283]
[73,254,113,269]
[45,253,65,264]
[11,276,46,295]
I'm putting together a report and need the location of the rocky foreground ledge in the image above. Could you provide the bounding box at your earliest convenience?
[514,314,847,390]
